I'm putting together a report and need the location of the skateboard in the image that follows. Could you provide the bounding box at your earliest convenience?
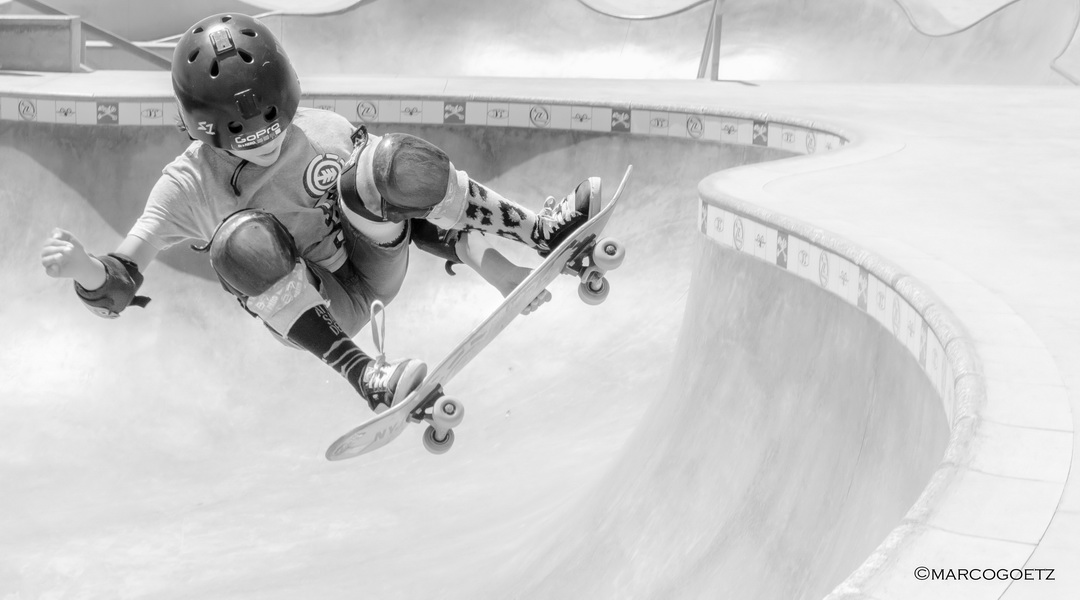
[325,165,633,461]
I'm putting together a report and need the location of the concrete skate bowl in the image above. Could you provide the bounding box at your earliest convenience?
[2,93,970,599]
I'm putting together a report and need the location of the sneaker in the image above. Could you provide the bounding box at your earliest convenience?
[359,357,428,414]
[533,177,602,257]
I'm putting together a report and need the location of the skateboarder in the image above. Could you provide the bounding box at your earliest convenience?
[39,13,600,416]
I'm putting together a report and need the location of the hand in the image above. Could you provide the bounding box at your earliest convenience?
[521,288,552,315]
[41,228,101,283]
[500,264,551,315]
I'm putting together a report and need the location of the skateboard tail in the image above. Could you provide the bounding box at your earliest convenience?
[324,394,419,461]
[326,416,410,460]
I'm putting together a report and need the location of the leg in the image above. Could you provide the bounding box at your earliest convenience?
[316,216,412,338]
[337,128,602,256]
[207,209,425,412]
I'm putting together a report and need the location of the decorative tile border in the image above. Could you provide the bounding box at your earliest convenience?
[698,201,959,421]
[0,95,181,126]
[1,93,848,156]
[692,189,1058,600]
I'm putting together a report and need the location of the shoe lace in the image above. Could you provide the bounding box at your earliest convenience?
[537,196,580,241]
[364,300,394,395]
[364,361,395,393]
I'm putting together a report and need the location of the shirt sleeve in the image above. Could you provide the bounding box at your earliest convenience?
[128,174,204,251]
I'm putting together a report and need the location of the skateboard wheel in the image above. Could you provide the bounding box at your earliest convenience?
[578,276,610,305]
[432,396,464,429]
[423,425,455,455]
[592,238,625,271]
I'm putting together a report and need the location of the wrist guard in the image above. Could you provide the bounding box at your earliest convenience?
[74,253,151,318]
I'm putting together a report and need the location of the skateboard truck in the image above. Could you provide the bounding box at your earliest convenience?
[408,385,464,454]
[562,233,626,305]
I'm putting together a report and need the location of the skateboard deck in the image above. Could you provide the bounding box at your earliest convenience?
[325,165,633,461]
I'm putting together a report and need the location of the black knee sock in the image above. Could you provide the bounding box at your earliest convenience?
[286,304,372,397]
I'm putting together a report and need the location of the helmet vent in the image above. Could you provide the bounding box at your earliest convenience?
[193,27,204,34]
[228,122,244,134]
[210,60,220,77]
[221,15,233,23]
[241,28,257,38]
[238,49,254,64]
[187,49,200,63]
[264,106,278,121]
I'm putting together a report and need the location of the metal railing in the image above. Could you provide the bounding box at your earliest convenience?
[11,0,171,70]
[696,0,722,80]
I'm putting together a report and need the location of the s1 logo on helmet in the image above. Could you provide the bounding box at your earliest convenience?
[235,122,282,149]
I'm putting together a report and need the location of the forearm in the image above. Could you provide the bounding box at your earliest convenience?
[75,234,158,317]
[73,256,107,290]
[77,233,157,291]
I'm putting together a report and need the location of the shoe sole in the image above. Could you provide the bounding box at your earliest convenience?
[584,177,602,218]
[393,361,428,406]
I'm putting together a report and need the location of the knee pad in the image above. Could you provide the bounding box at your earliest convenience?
[207,209,299,298]
[372,133,453,221]
[339,129,467,225]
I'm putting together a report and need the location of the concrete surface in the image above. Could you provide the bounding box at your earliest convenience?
[0,0,1078,598]
[2,69,1077,599]
[2,106,827,598]
[0,15,82,72]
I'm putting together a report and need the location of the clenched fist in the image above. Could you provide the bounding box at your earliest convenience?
[41,229,104,288]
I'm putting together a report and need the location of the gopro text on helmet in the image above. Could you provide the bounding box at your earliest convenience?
[235,122,283,149]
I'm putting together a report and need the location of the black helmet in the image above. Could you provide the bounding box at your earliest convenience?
[172,14,300,151]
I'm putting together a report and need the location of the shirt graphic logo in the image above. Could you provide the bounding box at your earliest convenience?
[304,153,344,198]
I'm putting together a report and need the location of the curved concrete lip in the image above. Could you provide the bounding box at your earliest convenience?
[0,69,1076,599]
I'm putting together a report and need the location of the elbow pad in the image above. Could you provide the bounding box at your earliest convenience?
[74,253,151,318]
